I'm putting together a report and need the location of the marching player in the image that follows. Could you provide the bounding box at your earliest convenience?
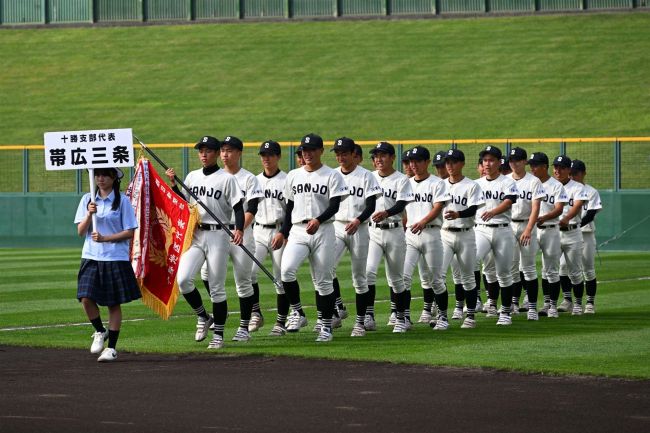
[528,152,568,318]
[366,142,414,333]
[166,136,245,349]
[475,145,519,326]
[439,149,485,329]
[272,133,349,342]
[507,147,546,320]
[330,137,382,337]
[569,160,602,314]
[403,146,449,326]
[402,150,414,178]
[553,155,589,315]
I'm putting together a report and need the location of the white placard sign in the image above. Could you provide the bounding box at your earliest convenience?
[43,128,134,171]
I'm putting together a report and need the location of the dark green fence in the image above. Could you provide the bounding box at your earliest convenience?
[0,0,646,25]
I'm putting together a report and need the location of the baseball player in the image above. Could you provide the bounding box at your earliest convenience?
[330,138,382,337]
[500,157,512,176]
[568,160,602,314]
[402,150,414,178]
[553,155,589,315]
[528,152,568,318]
[507,147,546,320]
[439,149,485,329]
[402,146,449,326]
[366,141,414,333]
[166,136,245,349]
[272,133,348,342]
[475,145,519,326]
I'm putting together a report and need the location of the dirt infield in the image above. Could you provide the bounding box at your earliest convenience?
[1,346,648,433]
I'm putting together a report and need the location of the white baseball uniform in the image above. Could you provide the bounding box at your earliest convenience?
[536,177,569,284]
[562,182,601,281]
[281,165,348,295]
[176,167,244,303]
[558,179,589,284]
[331,165,382,294]
[366,170,414,294]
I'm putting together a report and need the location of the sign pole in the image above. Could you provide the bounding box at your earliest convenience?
[88,168,97,230]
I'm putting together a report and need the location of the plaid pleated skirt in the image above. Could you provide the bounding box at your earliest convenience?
[77,259,141,306]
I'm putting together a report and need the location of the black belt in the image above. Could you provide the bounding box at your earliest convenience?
[298,219,331,224]
[255,222,280,229]
[420,224,441,229]
[512,219,527,223]
[476,223,510,228]
[370,221,401,229]
[539,225,557,230]
[198,223,235,231]
[443,227,472,232]
[560,224,579,232]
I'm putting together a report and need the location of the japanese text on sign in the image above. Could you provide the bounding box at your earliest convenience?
[44,128,134,171]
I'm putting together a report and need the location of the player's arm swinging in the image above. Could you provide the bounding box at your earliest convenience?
[481,196,516,221]
[521,199,541,246]
[347,195,377,235]
[559,200,584,227]
[537,202,564,226]
[272,200,294,250]
[307,196,342,235]
[232,199,245,245]
[411,202,444,234]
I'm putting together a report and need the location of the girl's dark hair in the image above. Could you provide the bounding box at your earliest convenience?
[94,168,121,211]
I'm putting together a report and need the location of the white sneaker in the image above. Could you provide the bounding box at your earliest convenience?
[475,299,483,313]
[90,330,108,354]
[539,303,550,317]
[268,324,287,336]
[351,323,366,337]
[418,310,433,324]
[404,318,413,330]
[332,316,343,329]
[527,310,539,321]
[548,306,559,318]
[486,304,498,318]
[461,317,476,329]
[558,299,573,312]
[316,327,333,342]
[337,306,349,320]
[511,305,520,316]
[97,347,117,362]
[195,315,214,342]
[451,308,464,320]
[433,317,449,330]
[286,311,308,332]
[520,295,529,312]
[584,304,595,314]
[313,319,323,333]
[248,312,264,332]
[387,312,397,326]
[207,334,224,349]
[496,313,512,326]
[232,328,251,342]
[393,320,408,333]
[364,315,376,331]
[571,304,583,316]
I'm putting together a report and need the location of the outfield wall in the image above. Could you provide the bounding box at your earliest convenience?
[0,0,647,25]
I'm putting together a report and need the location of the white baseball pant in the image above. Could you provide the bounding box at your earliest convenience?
[476,225,516,287]
[252,224,285,294]
[366,225,407,293]
[331,221,370,295]
[441,229,477,291]
[559,228,585,285]
[403,228,446,295]
[537,226,561,284]
[510,221,539,282]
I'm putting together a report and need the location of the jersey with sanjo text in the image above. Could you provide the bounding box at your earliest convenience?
[538,177,569,225]
[475,174,519,225]
[579,183,602,233]
[372,170,414,223]
[182,168,243,225]
[507,172,546,220]
[335,165,382,222]
[560,179,590,225]
[285,165,349,224]
[405,174,449,227]
[442,176,485,229]
[229,168,264,225]
[255,170,287,225]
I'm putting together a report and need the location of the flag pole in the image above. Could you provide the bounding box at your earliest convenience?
[133,134,282,290]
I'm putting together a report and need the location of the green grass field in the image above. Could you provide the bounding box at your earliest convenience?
[1,248,648,378]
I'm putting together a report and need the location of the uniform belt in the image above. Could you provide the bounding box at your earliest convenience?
[370,221,401,229]
[255,222,280,229]
[512,219,527,223]
[476,223,510,228]
[560,224,579,232]
[538,225,557,230]
[298,219,331,224]
[198,223,236,231]
[443,227,472,232]
[420,224,441,229]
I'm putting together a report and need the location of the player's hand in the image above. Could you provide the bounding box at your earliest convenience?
[371,211,388,223]
[87,202,97,215]
[481,210,495,221]
[444,210,459,220]
[306,219,320,235]
[559,217,569,228]
[520,229,532,246]
[271,233,286,250]
[231,229,243,246]
[410,221,426,234]
[91,231,104,242]
[345,219,361,235]
[165,168,176,185]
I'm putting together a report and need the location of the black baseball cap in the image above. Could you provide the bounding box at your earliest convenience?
[353,144,363,157]
[500,158,511,171]
[553,155,572,168]
[401,150,411,162]
[300,133,324,150]
[479,145,502,160]
[433,151,447,167]
[446,148,465,162]
[408,146,430,161]
[194,135,221,150]
[509,147,528,161]
[331,137,356,153]
[571,159,587,173]
[222,135,243,151]
[259,140,281,156]
[528,152,549,166]
[370,141,395,155]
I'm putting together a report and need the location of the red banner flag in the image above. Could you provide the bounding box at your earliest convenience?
[126,158,198,319]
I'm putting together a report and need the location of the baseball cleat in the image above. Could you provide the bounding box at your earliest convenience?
[547,306,559,318]
[332,316,343,329]
[571,304,583,316]
[350,323,366,337]
[520,295,529,312]
[363,315,376,331]
[195,315,214,342]
[432,317,449,331]
[313,319,323,333]
[511,304,520,315]
[387,312,397,326]
[451,308,464,320]
[496,313,512,326]
[97,348,117,362]
[232,328,251,342]
[316,327,333,342]
[584,304,595,314]
[337,306,349,320]
[474,299,483,314]
[393,320,408,333]
[90,330,108,354]
[207,334,224,349]
[268,324,287,336]
[460,317,476,329]
[286,311,308,332]
[417,310,433,324]
[486,304,498,318]
[527,310,539,321]
[248,312,264,332]
[481,300,489,313]
[538,303,550,317]
[558,299,573,313]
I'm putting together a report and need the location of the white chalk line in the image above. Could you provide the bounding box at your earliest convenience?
[1,275,648,333]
